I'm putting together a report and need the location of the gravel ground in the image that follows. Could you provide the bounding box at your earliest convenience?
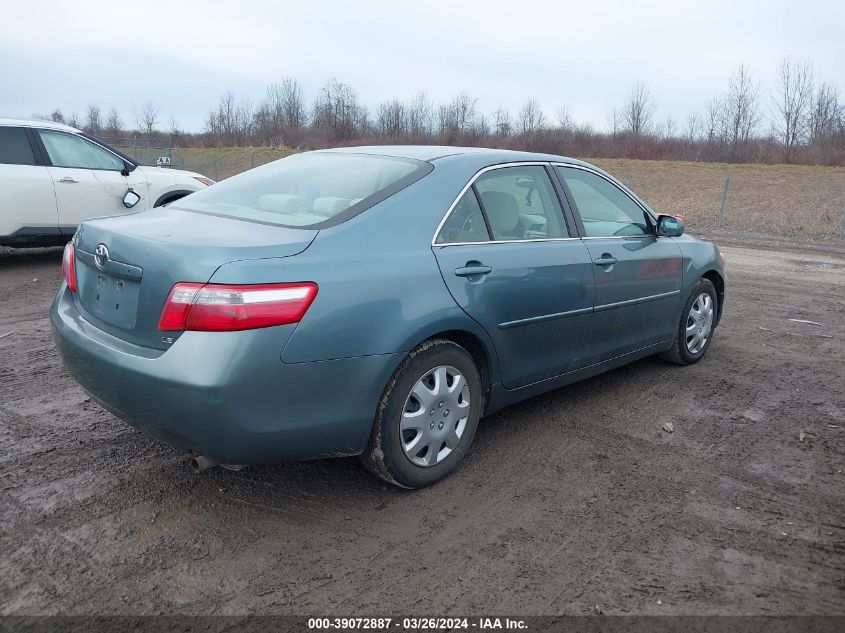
[0,239,843,616]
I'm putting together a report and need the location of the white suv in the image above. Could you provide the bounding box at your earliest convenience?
[0,118,214,247]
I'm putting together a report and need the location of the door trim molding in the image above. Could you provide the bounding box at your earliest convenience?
[498,306,593,330]
[593,289,680,313]
[498,288,679,330]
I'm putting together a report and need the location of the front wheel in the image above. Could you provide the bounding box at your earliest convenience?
[361,339,482,488]
[660,278,718,365]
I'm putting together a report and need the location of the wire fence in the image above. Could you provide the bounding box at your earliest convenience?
[106,140,845,243]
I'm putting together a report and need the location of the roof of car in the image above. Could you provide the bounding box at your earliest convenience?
[318,145,588,167]
[0,117,81,133]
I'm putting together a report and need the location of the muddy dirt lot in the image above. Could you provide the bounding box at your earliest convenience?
[1,239,843,616]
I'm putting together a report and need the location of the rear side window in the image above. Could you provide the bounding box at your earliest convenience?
[0,127,36,165]
[39,129,125,171]
[474,166,568,240]
[557,167,650,237]
[172,152,431,228]
[436,189,490,244]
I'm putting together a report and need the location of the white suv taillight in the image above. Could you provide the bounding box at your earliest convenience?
[158,282,318,332]
[62,242,78,293]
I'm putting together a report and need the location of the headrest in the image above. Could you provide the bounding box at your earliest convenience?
[258,194,307,214]
[480,191,520,235]
[312,196,351,216]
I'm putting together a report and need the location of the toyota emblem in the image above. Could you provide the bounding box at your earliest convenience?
[94,244,110,269]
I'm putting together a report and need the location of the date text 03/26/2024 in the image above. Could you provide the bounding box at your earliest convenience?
[307,617,528,630]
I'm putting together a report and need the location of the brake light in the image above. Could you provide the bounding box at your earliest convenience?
[158,282,318,332]
[62,242,78,293]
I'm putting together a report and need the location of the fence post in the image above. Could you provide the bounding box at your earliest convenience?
[718,176,730,231]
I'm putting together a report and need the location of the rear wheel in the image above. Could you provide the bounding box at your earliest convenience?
[361,339,482,488]
[660,278,718,365]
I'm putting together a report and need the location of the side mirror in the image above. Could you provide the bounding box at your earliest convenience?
[123,189,141,209]
[657,214,684,237]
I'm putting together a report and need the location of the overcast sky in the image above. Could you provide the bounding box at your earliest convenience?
[1,0,842,134]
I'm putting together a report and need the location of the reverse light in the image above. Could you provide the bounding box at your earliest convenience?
[158,282,318,332]
[62,242,78,293]
[193,176,215,187]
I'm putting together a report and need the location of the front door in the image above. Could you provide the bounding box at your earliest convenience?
[36,128,142,234]
[433,164,594,389]
[555,165,683,365]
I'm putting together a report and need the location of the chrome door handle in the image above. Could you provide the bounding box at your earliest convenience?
[455,264,492,277]
[58,177,78,184]
[593,255,617,266]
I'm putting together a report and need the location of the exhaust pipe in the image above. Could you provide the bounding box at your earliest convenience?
[190,455,217,473]
[190,456,243,473]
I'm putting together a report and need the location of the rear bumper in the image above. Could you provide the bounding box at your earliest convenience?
[50,285,400,464]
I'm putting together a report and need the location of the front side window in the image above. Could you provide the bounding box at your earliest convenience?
[0,127,36,166]
[557,167,650,237]
[172,152,430,228]
[39,129,125,170]
[474,166,567,240]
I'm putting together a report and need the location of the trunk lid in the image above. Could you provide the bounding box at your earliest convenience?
[73,208,316,349]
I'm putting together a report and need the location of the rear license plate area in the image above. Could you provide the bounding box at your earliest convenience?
[81,272,141,329]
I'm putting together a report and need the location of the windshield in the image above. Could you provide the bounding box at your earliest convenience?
[170,152,431,228]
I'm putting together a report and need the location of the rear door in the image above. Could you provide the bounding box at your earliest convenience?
[35,128,141,233]
[0,126,58,239]
[555,165,683,365]
[433,164,594,389]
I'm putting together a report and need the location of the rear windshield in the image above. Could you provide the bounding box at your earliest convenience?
[170,152,431,228]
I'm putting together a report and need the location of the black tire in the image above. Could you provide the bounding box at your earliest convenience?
[361,339,482,489]
[660,278,719,365]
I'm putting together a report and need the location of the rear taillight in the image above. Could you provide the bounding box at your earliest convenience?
[62,242,77,293]
[158,282,318,332]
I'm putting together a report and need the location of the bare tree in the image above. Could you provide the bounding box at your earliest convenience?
[772,57,814,162]
[437,91,478,139]
[704,94,722,144]
[452,92,477,134]
[85,105,102,134]
[517,98,546,135]
[255,78,307,146]
[808,82,842,146]
[606,107,621,137]
[474,113,490,139]
[278,78,307,145]
[663,115,677,139]
[407,92,433,139]
[722,64,760,153]
[49,109,65,123]
[493,107,511,137]
[133,101,160,137]
[684,112,701,143]
[622,81,654,136]
[377,98,408,138]
[556,104,572,133]
[66,112,81,128]
[312,78,363,141]
[104,108,123,137]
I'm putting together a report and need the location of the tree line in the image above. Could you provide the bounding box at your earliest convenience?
[36,58,845,166]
